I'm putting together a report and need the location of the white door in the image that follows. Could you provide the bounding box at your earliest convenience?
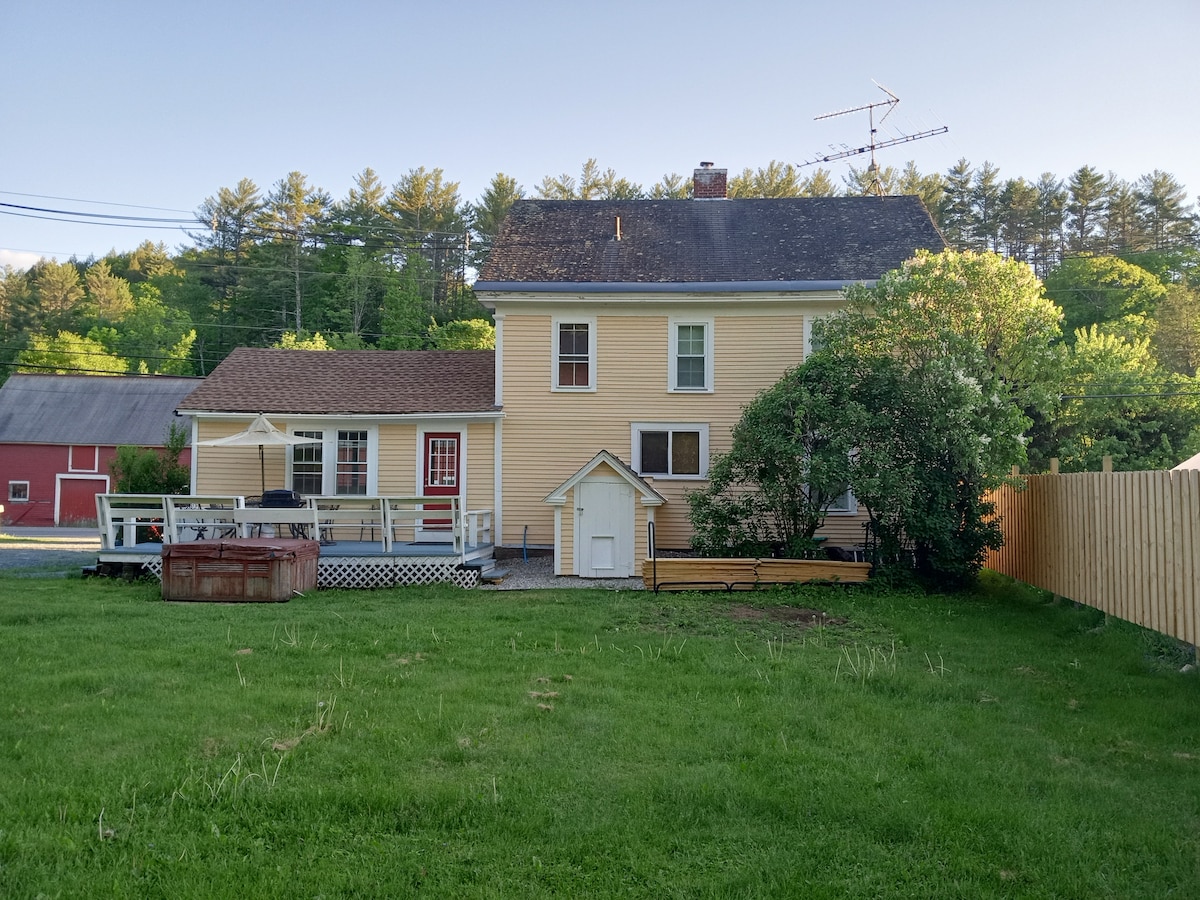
[577,479,635,577]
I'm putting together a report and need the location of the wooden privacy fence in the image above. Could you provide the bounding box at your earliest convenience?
[985,470,1199,645]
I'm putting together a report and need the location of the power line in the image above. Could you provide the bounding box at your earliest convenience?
[0,209,194,231]
[0,190,193,214]
[0,202,196,224]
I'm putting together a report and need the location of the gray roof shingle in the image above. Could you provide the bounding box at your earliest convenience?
[476,196,945,286]
[0,374,200,445]
[178,349,498,415]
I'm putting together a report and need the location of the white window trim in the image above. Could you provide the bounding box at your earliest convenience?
[68,445,99,473]
[286,423,379,496]
[8,480,30,502]
[630,422,709,480]
[668,316,714,393]
[824,488,858,516]
[551,316,597,392]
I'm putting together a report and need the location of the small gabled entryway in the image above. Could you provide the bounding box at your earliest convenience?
[544,450,665,578]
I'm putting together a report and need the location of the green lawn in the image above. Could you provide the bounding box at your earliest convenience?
[0,572,1196,898]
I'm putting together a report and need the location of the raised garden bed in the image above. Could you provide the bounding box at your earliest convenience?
[641,556,871,593]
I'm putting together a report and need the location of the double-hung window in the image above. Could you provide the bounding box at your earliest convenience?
[669,318,713,392]
[290,427,376,495]
[336,430,369,495]
[631,423,709,479]
[553,318,596,390]
[292,431,324,494]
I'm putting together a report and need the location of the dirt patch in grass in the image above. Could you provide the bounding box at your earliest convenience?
[727,604,846,630]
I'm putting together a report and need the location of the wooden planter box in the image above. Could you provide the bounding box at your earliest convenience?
[642,557,871,592]
[162,539,319,602]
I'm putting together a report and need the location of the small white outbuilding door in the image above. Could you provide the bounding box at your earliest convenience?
[576,476,635,577]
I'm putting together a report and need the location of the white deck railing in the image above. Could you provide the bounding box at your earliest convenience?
[96,494,492,561]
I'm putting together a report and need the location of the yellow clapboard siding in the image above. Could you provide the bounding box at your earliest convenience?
[466,422,495,512]
[377,423,417,495]
[194,418,288,495]
[499,307,812,549]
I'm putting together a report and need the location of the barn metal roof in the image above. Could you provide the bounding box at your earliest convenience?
[0,374,199,446]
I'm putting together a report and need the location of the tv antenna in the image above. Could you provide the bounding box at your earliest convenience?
[800,81,948,196]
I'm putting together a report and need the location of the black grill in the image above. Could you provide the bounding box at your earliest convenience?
[260,489,304,508]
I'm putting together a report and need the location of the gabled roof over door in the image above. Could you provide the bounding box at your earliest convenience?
[543,450,666,507]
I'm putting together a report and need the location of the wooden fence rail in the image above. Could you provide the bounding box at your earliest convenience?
[985,470,1200,645]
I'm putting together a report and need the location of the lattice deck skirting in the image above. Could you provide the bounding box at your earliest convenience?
[99,553,479,590]
[318,556,480,590]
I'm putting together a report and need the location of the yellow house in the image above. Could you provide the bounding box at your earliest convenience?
[474,164,945,576]
[179,165,944,582]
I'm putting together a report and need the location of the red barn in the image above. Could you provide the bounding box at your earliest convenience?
[0,374,199,527]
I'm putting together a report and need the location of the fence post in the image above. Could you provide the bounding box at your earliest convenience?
[1049,458,1059,475]
[1102,455,1113,473]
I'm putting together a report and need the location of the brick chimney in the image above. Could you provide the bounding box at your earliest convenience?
[693,162,727,199]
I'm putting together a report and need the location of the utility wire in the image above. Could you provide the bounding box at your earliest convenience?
[0,202,196,223]
[0,209,194,231]
[0,190,193,214]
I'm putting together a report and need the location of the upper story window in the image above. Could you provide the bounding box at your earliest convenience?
[669,318,713,392]
[552,318,596,391]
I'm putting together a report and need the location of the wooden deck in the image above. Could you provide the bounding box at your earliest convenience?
[95,494,494,589]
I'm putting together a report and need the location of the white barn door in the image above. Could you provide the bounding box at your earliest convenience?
[576,477,635,577]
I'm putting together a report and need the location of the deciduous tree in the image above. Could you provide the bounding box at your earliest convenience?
[17,331,127,374]
[1044,325,1200,471]
[821,250,1062,586]
[1044,256,1167,341]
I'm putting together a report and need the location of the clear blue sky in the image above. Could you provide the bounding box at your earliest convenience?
[3,0,1198,269]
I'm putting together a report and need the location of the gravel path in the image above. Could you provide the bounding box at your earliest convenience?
[479,554,646,590]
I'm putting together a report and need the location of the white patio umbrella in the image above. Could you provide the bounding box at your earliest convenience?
[196,413,320,494]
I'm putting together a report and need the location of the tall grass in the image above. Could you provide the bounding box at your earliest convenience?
[0,573,1196,898]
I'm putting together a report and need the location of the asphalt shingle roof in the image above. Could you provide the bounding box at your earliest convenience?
[178,349,498,415]
[476,196,946,286]
[0,374,200,445]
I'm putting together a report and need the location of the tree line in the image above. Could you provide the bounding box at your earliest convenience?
[0,157,1197,474]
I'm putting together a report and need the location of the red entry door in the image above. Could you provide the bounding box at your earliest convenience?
[422,433,460,530]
